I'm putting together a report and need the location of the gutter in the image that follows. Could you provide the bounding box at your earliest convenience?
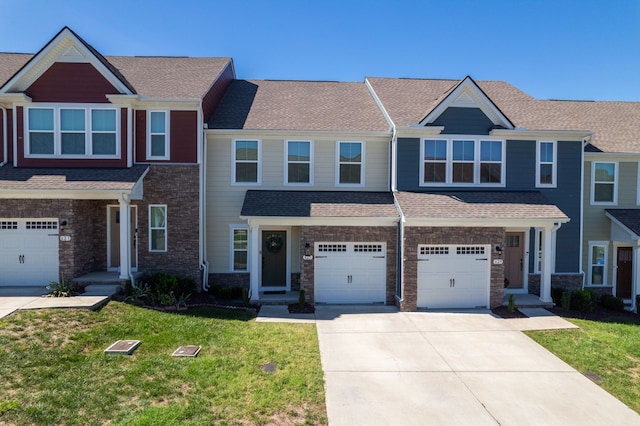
[0,107,7,167]
[198,104,210,291]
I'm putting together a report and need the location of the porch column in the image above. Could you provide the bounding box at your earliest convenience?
[249,222,260,299]
[119,194,131,280]
[539,225,553,303]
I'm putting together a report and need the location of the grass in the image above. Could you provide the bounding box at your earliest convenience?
[0,302,326,425]
[527,315,640,414]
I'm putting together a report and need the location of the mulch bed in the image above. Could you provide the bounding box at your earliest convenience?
[491,306,528,319]
[492,304,640,323]
[288,303,315,314]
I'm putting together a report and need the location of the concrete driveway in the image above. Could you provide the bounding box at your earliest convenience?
[315,306,640,426]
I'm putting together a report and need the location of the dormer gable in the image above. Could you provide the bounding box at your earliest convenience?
[418,76,514,131]
[0,27,135,100]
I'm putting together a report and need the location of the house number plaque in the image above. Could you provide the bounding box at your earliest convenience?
[493,259,503,265]
[60,235,71,242]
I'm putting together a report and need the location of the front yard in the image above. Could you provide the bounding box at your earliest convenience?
[527,314,640,414]
[0,302,326,425]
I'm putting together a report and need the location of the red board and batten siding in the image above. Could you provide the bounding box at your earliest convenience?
[15,106,128,168]
[26,62,120,103]
[135,110,198,164]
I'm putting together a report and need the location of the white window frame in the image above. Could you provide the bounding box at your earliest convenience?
[536,140,557,188]
[335,141,365,187]
[24,104,120,158]
[149,204,168,253]
[284,140,313,186]
[232,139,261,185]
[229,225,249,272]
[147,110,170,160]
[420,137,505,187]
[591,161,618,205]
[587,241,608,286]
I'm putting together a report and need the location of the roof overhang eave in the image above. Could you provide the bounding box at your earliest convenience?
[239,215,399,226]
[404,216,569,228]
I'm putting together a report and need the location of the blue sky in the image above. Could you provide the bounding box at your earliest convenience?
[1,0,639,101]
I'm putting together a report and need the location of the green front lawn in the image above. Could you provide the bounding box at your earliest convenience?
[0,302,326,425]
[527,316,640,414]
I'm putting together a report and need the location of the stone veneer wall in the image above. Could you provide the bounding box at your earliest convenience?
[299,226,398,304]
[529,273,585,297]
[402,226,505,311]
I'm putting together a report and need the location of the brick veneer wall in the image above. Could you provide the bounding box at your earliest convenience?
[402,226,505,311]
[299,226,398,304]
[209,273,250,288]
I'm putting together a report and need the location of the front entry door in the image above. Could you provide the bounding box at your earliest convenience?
[261,230,287,290]
[108,206,137,270]
[616,247,632,299]
[504,232,524,289]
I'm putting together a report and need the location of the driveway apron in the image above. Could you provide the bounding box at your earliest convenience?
[316,306,640,426]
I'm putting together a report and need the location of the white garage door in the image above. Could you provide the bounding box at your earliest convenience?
[314,242,386,304]
[417,245,489,309]
[0,219,60,286]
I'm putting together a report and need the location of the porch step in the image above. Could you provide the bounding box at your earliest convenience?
[503,293,554,308]
[254,291,300,305]
[83,284,122,297]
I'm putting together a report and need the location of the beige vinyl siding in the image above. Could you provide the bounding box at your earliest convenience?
[206,133,390,273]
[582,160,639,286]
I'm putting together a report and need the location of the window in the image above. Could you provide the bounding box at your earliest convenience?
[588,242,608,286]
[233,140,260,184]
[149,205,167,252]
[537,141,556,187]
[591,162,617,204]
[230,227,248,271]
[286,140,312,185]
[421,138,504,186]
[337,141,364,185]
[148,111,169,159]
[26,106,118,157]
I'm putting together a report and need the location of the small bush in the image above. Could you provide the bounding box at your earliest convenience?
[570,289,597,313]
[299,289,306,305]
[218,286,244,300]
[507,294,515,313]
[208,284,222,297]
[551,287,564,305]
[600,294,625,312]
[561,291,572,310]
[46,278,75,297]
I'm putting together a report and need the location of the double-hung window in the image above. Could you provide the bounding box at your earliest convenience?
[286,140,312,185]
[149,205,167,252]
[588,242,608,285]
[537,141,556,187]
[26,106,118,157]
[233,140,260,184]
[337,141,364,186]
[148,111,169,159]
[591,162,617,204]
[230,226,249,271]
[421,138,504,186]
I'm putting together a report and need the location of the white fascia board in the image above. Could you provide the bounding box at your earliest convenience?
[106,95,201,109]
[404,217,569,228]
[605,211,640,241]
[241,216,399,227]
[1,28,133,95]
[491,129,593,141]
[0,93,32,105]
[395,126,445,138]
[206,128,392,139]
[0,189,133,200]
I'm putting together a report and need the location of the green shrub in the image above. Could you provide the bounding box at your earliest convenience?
[570,289,597,313]
[299,289,306,305]
[218,286,243,300]
[507,294,515,313]
[561,291,572,310]
[551,287,564,305]
[46,278,75,297]
[208,284,222,297]
[600,294,625,312]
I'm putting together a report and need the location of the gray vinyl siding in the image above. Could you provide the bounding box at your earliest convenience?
[431,107,494,135]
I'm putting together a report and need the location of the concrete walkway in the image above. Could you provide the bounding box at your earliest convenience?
[257,305,640,425]
[0,286,113,319]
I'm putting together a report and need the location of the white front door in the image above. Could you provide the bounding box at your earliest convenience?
[0,219,59,286]
[417,245,490,309]
[314,242,386,303]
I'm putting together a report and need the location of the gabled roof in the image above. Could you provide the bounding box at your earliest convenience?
[395,191,568,221]
[208,80,390,132]
[241,190,398,218]
[605,209,640,239]
[0,27,232,100]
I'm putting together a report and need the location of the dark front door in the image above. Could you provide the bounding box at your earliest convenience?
[262,231,287,288]
[616,247,632,299]
[504,232,524,289]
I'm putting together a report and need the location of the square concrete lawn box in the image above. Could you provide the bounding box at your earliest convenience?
[104,340,141,355]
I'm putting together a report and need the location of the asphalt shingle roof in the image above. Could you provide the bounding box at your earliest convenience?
[241,190,398,218]
[208,80,390,132]
[0,164,148,192]
[395,191,568,220]
[606,209,640,237]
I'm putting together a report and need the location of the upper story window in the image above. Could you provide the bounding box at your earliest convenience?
[536,141,556,187]
[591,162,617,204]
[233,139,261,184]
[336,141,364,186]
[26,106,118,157]
[285,140,312,185]
[421,138,504,186]
[148,111,169,160]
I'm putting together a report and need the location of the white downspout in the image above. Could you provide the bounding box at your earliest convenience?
[198,105,210,291]
[12,105,17,167]
[393,193,405,307]
[0,107,7,167]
